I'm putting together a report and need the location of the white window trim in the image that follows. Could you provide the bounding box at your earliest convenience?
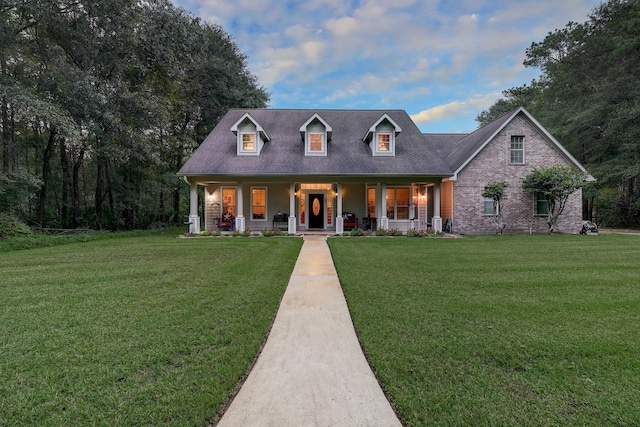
[483,197,497,215]
[231,113,269,156]
[375,132,394,156]
[251,187,267,221]
[386,187,410,220]
[510,135,525,164]
[221,187,237,219]
[240,132,258,154]
[305,132,327,156]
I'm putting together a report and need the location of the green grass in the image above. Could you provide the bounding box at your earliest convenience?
[328,234,640,426]
[0,231,302,426]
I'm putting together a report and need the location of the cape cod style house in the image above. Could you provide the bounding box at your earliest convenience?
[178,107,590,235]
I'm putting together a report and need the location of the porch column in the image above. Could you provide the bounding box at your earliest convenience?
[288,182,296,234]
[336,182,344,234]
[188,179,200,233]
[433,181,442,232]
[236,182,245,232]
[380,182,388,230]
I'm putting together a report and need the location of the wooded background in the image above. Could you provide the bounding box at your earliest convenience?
[1,0,638,231]
[0,0,268,230]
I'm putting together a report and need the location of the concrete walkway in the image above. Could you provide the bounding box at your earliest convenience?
[216,235,402,427]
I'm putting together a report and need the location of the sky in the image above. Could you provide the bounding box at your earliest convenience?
[171,0,602,133]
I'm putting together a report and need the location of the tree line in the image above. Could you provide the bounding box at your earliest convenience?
[0,0,268,232]
[477,0,640,227]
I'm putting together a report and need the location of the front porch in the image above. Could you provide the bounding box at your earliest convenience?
[186,179,450,235]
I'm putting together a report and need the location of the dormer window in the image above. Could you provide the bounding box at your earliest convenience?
[377,133,391,152]
[231,113,270,156]
[363,113,401,156]
[308,133,324,152]
[242,132,256,152]
[300,113,332,157]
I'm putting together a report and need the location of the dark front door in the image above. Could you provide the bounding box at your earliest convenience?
[308,193,324,229]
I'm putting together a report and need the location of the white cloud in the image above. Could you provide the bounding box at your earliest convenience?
[410,92,503,125]
[173,0,601,130]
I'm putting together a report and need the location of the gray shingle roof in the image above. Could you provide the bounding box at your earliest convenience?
[179,107,568,180]
[441,108,517,172]
[178,109,456,178]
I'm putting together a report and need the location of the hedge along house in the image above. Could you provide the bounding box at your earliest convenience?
[178,107,591,235]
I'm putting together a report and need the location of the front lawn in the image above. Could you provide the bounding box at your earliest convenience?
[329,234,640,426]
[0,231,302,426]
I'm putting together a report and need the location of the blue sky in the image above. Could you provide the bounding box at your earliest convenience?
[172,0,601,133]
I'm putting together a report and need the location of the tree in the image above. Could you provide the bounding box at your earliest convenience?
[476,0,640,227]
[482,181,508,234]
[0,0,268,232]
[522,166,585,233]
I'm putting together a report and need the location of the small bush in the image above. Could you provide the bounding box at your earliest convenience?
[349,227,365,236]
[232,228,252,237]
[375,228,389,236]
[406,228,425,237]
[389,228,404,236]
[0,213,33,239]
[262,228,286,237]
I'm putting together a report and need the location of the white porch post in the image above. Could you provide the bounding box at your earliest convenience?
[380,182,388,230]
[236,182,245,232]
[188,180,200,233]
[423,185,429,230]
[336,182,344,234]
[433,181,442,232]
[288,182,296,234]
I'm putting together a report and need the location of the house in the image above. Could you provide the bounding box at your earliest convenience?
[178,107,590,235]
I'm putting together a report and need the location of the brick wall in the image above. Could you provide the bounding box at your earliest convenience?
[453,114,583,234]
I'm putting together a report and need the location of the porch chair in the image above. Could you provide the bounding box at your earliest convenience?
[343,212,358,230]
[216,212,235,231]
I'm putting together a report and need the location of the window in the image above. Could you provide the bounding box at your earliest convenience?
[367,187,376,217]
[535,192,548,215]
[222,188,236,219]
[365,114,400,156]
[483,197,496,215]
[510,136,524,164]
[308,133,323,152]
[232,113,269,156]
[251,188,266,220]
[377,134,391,151]
[386,188,410,220]
[301,114,331,156]
[241,133,256,151]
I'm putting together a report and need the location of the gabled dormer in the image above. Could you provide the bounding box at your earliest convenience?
[362,113,401,156]
[231,113,270,156]
[300,113,332,157]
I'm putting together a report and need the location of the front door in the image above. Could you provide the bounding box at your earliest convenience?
[308,193,324,229]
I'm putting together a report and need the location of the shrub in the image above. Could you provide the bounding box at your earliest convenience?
[0,213,33,239]
[375,228,389,236]
[389,228,404,236]
[262,228,286,237]
[406,228,425,237]
[231,228,252,237]
[349,227,365,236]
